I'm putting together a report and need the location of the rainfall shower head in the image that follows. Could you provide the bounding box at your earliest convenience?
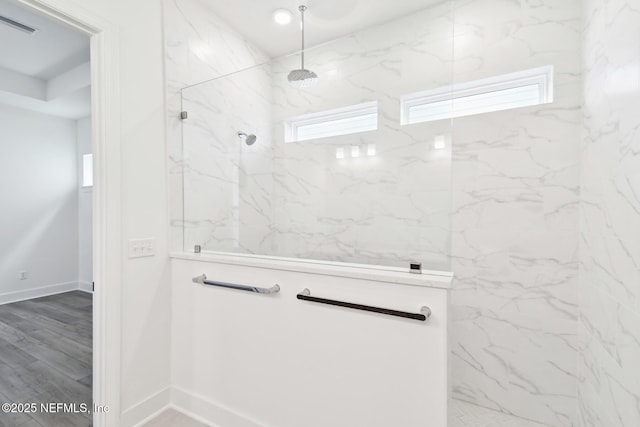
[237,131,257,146]
[288,5,318,88]
[288,68,318,88]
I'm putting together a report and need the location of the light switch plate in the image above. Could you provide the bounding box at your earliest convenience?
[128,238,156,258]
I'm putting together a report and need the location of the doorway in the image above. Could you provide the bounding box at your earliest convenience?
[0,0,93,425]
[0,0,120,425]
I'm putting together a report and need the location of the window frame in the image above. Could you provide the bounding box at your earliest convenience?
[284,101,378,143]
[401,65,554,125]
[82,152,93,188]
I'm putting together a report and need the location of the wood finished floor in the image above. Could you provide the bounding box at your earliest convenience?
[0,291,92,427]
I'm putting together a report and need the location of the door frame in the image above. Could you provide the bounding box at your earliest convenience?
[16,1,122,425]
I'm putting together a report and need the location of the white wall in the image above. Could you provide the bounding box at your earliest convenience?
[578,0,640,425]
[77,116,93,290]
[111,0,172,421]
[0,109,93,298]
[46,0,173,423]
[0,104,79,303]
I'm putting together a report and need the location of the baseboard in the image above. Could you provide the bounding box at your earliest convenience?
[0,281,89,305]
[77,281,94,293]
[121,386,171,427]
[171,386,266,427]
[165,403,222,427]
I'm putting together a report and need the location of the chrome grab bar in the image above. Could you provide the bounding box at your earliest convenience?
[192,274,280,294]
[296,288,431,321]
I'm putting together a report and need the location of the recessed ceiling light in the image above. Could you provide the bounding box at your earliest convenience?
[273,9,292,25]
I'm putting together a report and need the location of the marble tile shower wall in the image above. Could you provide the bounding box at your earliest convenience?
[266,3,455,268]
[162,0,609,426]
[172,0,456,269]
[163,0,268,251]
[578,0,640,426]
[181,66,274,253]
[449,0,582,426]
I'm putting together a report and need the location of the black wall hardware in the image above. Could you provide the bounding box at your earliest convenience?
[296,288,431,321]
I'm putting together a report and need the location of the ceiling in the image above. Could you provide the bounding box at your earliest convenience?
[200,0,446,58]
[0,0,91,119]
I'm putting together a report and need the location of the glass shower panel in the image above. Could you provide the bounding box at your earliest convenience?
[181,64,274,255]
[182,0,455,271]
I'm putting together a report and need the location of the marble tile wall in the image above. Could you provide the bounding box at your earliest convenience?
[162,1,612,426]
[578,0,640,425]
[175,1,456,270]
[449,0,583,425]
[163,0,268,251]
[265,3,455,269]
[181,65,274,253]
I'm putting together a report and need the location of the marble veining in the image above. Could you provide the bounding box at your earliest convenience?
[578,0,640,425]
[451,398,550,427]
[179,1,456,270]
[449,0,583,425]
[161,0,617,425]
[163,0,269,252]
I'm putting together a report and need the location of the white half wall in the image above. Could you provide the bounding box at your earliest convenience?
[0,104,79,300]
[171,256,450,427]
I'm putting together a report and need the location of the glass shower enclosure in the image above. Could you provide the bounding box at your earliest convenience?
[180,1,455,272]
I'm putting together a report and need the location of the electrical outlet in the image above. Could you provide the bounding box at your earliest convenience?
[19,271,28,280]
[128,238,156,258]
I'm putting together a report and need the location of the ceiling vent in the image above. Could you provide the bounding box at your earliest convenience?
[0,15,37,34]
